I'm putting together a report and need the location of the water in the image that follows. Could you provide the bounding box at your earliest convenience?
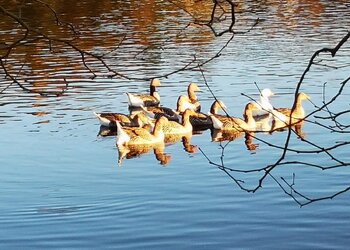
[1,0,350,249]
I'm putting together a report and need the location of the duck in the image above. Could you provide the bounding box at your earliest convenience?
[175,95,197,113]
[250,88,275,132]
[189,99,228,130]
[209,102,259,132]
[271,92,310,131]
[96,113,153,137]
[143,106,181,122]
[141,95,190,122]
[141,94,205,125]
[178,82,201,112]
[210,100,228,118]
[116,116,168,146]
[94,111,150,128]
[126,78,161,107]
[162,108,206,136]
[253,88,274,118]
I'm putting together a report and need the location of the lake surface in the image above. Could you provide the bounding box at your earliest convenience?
[1,0,350,249]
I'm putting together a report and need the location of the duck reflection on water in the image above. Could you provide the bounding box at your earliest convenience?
[117,143,171,166]
[97,126,118,137]
[211,129,259,152]
[164,133,198,154]
[211,129,244,142]
[269,120,306,141]
[116,131,199,166]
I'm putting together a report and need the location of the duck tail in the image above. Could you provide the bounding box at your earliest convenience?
[93,111,111,127]
[126,93,143,107]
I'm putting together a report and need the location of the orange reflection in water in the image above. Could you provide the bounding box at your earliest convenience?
[1,0,336,81]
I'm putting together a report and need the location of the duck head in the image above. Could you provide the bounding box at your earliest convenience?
[261,88,274,98]
[297,92,310,101]
[150,78,161,87]
[211,100,227,114]
[243,102,259,117]
[188,83,200,93]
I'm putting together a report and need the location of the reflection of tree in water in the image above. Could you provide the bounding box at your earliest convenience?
[0,0,259,95]
[1,1,350,205]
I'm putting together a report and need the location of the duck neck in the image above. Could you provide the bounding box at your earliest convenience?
[182,112,193,130]
[210,102,219,115]
[176,97,186,113]
[244,109,255,128]
[188,89,197,102]
[150,85,156,96]
[291,95,304,115]
[261,96,272,111]
[177,106,184,113]
[153,91,160,101]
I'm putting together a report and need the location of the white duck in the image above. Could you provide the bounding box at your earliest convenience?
[253,88,274,118]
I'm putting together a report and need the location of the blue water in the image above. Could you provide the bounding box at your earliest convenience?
[1,1,350,249]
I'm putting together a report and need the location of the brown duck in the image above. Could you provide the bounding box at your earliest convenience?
[94,111,150,128]
[126,79,161,107]
[209,102,259,132]
[116,116,168,146]
[271,92,310,131]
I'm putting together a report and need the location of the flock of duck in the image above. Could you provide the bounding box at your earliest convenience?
[94,79,310,165]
